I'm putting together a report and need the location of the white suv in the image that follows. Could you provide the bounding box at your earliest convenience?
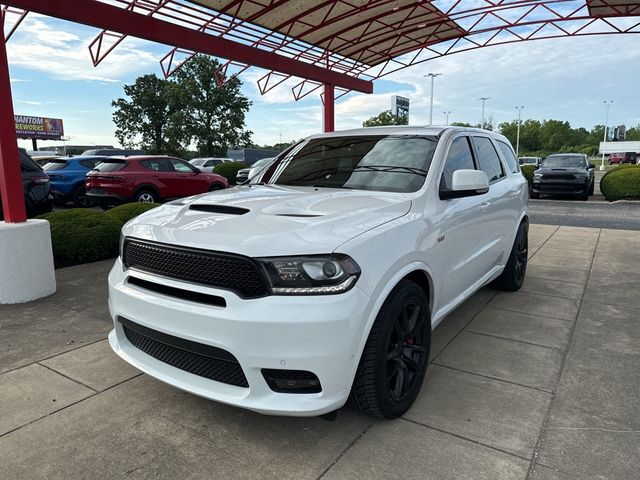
[108,126,529,419]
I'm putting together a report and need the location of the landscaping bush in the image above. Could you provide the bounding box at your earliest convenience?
[103,202,161,227]
[600,164,640,201]
[213,161,247,184]
[520,164,537,187]
[37,209,122,264]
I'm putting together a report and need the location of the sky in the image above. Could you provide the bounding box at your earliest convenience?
[6,11,640,151]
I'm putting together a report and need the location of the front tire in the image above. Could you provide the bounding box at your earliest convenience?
[493,221,528,291]
[350,280,430,419]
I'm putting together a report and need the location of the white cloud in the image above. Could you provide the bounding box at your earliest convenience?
[6,18,159,82]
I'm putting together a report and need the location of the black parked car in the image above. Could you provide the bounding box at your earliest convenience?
[531,153,595,200]
[0,148,53,220]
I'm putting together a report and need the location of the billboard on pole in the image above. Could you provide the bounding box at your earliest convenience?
[14,115,64,140]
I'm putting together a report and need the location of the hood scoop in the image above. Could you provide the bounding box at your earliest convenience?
[189,204,250,215]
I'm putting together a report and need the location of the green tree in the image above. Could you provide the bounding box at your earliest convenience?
[172,56,252,156]
[450,122,472,127]
[112,74,186,154]
[625,125,640,141]
[362,110,408,127]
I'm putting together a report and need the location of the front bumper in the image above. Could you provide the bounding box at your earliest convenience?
[107,258,371,416]
[532,180,589,196]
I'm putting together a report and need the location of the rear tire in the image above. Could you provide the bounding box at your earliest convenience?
[350,280,430,419]
[72,185,93,208]
[493,221,528,291]
[134,189,157,203]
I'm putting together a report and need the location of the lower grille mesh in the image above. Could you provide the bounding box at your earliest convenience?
[121,318,249,388]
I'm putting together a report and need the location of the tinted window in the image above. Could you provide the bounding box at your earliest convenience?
[95,160,127,172]
[542,155,586,168]
[204,160,220,167]
[141,158,173,172]
[441,136,476,191]
[266,136,437,193]
[79,159,102,169]
[19,150,41,172]
[474,137,504,182]
[43,160,68,171]
[170,158,195,173]
[496,141,519,173]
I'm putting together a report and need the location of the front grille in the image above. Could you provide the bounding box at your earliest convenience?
[123,239,268,298]
[542,174,575,181]
[120,317,249,388]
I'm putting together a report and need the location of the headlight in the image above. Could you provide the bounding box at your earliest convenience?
[258,254,361,295]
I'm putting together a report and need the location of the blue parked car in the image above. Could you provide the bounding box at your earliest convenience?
[43,156,108,207]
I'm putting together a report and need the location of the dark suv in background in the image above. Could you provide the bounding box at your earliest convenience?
[0,148,53,220]
[531,153,595,200]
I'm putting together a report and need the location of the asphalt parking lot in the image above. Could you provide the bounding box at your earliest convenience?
[1,224,639,479]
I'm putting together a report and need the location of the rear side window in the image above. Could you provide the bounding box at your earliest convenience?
[473,137,505,183]
[141,158,173,172]
[496,141,519,173]
[441,136,476,191]
[95,160,127,172]
[43,161,68,171]
[79,159,102,169]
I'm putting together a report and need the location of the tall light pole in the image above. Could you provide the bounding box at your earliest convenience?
[478,97,490,129]
[601,100,613,171]
[443,111,451,125]
[424,73,442,125]
[515,106,524,157]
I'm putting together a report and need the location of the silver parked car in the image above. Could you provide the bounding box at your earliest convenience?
[189,157,232,173]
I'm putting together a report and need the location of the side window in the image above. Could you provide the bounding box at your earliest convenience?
[204,160,214,167]
[496,141,519,174]
[79,159,101,169]
[441,136,476,191]
[141,158,173,172]
[170,158,195,173]
[473,137,505,183]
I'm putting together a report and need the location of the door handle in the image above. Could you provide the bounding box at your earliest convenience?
[480,201,491,210]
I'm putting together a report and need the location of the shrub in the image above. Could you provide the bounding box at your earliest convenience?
[520,165,537,186]
[37,209,122,263]
[600,165,640,201]
[213,161,247,184]
[104,202,161,227]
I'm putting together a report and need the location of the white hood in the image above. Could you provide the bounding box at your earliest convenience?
[123,185,412,257]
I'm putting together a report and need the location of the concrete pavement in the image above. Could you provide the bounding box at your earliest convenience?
[1,225,639,479]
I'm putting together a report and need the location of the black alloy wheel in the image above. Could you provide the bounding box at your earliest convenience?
[386,302,429,403]
[493,221,528,291]
[350,280,431,419]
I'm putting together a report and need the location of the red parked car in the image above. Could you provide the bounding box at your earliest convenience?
[86,156,228,207]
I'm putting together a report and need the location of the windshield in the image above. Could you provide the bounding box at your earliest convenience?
[94,160,127,172]
[252,157,273,169]
[264,136,438,193]
[43,161,68,171]
[542,155,586,168]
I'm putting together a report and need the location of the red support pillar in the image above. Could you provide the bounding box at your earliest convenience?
[0,18,26,223]
[323,83,334,133]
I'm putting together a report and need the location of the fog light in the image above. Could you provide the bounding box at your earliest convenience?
[262,369,322,394]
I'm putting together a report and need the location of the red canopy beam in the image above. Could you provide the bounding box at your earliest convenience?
[0,19,27,222]
[3,0,373,94]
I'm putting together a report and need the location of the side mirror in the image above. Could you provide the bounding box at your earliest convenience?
[441,169,489,199]
[588,163,596,169]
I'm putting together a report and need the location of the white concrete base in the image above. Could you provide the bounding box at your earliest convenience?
[0,219,56,304]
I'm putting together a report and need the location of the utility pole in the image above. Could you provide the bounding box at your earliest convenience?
[478,97,490,129]
[515,106,524,157]
[443,111,451,125]
[601,100,613,171]
[424,73,442,125]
